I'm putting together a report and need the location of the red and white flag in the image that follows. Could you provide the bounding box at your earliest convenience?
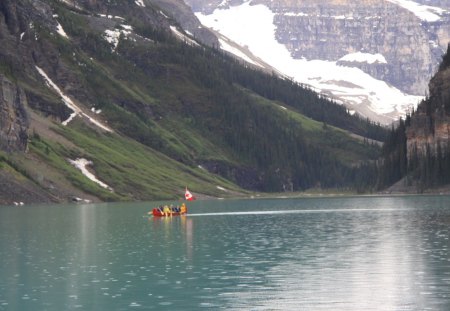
[185,187,196,201]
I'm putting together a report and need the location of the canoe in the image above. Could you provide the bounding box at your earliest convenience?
[150,204,187,217]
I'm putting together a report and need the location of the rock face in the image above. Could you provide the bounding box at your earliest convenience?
[0,75,29,152]
[270,0,442,96]
[406,45,450,159]
[184,0,450,120]
[406,114,450,159]
[185,0,450,125]
[151,0,219,46]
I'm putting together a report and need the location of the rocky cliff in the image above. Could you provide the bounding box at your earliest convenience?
[269,0,442,96]
[406,114,450,159]
[185,0,450,122]
[406,44,450,159]
[0,75,29,152]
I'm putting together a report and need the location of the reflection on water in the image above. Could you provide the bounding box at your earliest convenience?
[0,196,450,310]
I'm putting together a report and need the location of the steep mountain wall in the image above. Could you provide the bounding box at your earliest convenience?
[269,0,438,95]
[406,45,450,159]
[0,75,29,152]
[185,0,449,97]
[150,0,219,46]
[406,114,450,159]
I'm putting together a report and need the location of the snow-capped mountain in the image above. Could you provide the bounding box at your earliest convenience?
[2,0,391,203]
[185,0,450,124]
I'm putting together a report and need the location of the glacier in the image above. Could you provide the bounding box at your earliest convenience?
[195,2,427,124]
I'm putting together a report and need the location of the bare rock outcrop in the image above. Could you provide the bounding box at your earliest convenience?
[406,45,450,159]
[184,0,450,96]
[0,75,29,152]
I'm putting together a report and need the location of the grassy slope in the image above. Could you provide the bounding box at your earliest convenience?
[245,90,380,164]
[21,39,375,200]
[56,4,380,168]
[27,119,243,201]
[0,0,384,203]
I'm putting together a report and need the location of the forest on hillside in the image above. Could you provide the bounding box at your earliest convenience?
[48,4,388,192]
[368,45,450,193]
[0,0,394,202]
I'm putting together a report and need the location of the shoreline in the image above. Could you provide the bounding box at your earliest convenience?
[2,187,450,208]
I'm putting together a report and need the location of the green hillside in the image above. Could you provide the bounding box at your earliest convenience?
[0,0,386,204]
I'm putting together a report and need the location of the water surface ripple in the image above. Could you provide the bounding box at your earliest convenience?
[1,196,450,310]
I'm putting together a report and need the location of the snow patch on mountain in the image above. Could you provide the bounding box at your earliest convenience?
[103,25,134,51]
[339,52,387,64]
[170,26,200,46]
[283,12,379,20]
[103,29,121,50]
[135,0,145,7]
[69,158,113,191]
[58,0,82,10]
[35,66,113,132]
[386,0,446,22]
[98,14,125,21]
[56,22,69,38]
[196,2,423,122]
[160,11,170,19]
[219,38,263,67]
[52,14,69,39]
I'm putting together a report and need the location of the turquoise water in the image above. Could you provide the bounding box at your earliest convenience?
[1,196,450,310]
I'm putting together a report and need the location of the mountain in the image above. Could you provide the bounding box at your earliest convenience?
[185,0,450,124]
[0,0,386,205]
[376,44,450,192]
[403,43,450,191]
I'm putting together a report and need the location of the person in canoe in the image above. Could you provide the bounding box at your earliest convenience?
[163,205,172,215]
[151,203,187,217]
[180,203,186,214]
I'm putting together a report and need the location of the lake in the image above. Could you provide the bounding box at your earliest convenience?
[1,196,450,310]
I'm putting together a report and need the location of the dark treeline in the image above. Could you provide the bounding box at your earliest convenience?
[176,44,387,142]
[202,79,356,191]
[367,44,450,192]
[408,141,450,191]
[214,54,388,142]
[349,118,408,193]
[52,6,388,192]
[122,19,388,141]
[374,113,450,192]
[115,26,387,191]
[375,118,408,189]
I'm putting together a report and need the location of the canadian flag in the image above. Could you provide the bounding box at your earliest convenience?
[185,187,196,201]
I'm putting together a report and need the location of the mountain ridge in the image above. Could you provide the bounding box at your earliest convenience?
[186,0,450,124]
[376,44,450,192]
[0,0,385,205]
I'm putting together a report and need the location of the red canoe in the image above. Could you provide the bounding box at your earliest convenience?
[151,204,187,217]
